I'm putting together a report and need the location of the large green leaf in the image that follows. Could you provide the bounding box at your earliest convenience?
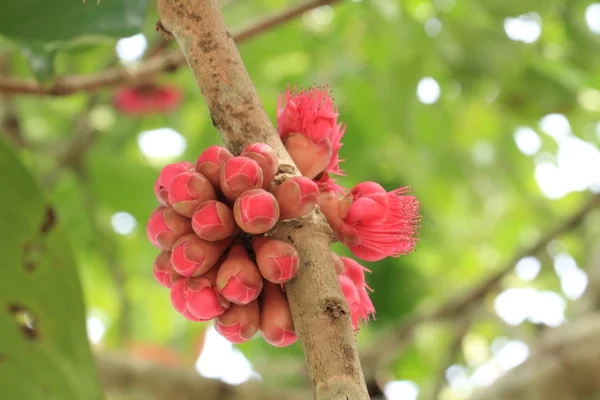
[0,138,103,400]
[0,0,149,45]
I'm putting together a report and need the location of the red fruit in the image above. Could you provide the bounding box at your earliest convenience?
[260,282,297,347]
[167,171,216,217]
[114,83,181,116]
[233,189,279,234]
[153,251,181,289]
[191,200,238,241]
[195,146,234,189]
[170,234,232,277]
[154,162,195,207]
[214,301,260,344]
[275,176,319,220]
[146,206,193,251]
[170,268,230,321]
[219,156,264,202]
[240,143,279,189]
[216,243,263,305]
[253,237,300,284]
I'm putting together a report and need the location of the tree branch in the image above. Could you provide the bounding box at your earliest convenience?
[97,351,308,400]
[469,313,600,400]
[156,1,367,399]
[361,193,600,383]
[0,0,340,97]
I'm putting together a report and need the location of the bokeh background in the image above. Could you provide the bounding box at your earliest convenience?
[2,0,600,399]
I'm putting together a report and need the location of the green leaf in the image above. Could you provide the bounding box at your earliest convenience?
[21,44,58,83]
[0,138,103,400]
[0,0,149,45]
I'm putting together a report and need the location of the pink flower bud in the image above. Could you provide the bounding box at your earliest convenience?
[241,143,279,189]
[195,146,233,189]
[233,189,279,234]
[284,133,332,179]
[154,162,194,207]
[216,243,263,305]
[153,251,181,289]
[219,156,264,202]
[214,300,260,344]
[253,237,299,284]
[191,200,238,241]
[275,176,319,220]
[170,268,230,321]
[170,234,232,277]
[167,171,216,218]
[260,282,297,347]
[146,206,193,251]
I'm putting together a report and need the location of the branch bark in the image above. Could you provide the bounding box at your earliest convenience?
[0,0,340,97]
[469,313,600,400]
[97,351,308,400]
[156,1,368,399]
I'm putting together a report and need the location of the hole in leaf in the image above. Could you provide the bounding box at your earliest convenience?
[23,241,44,272]
[40,206,57,235]
[8,304,38,340]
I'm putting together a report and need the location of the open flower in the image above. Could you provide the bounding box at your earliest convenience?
[277,87,345,181]
[320,182,420,261]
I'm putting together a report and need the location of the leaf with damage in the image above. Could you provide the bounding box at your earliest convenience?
[0,137,103,400]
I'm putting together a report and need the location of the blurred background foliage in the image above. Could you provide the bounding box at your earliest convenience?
[1,0,600,399]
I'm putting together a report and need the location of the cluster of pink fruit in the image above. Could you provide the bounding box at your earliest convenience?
[146,87,420,346]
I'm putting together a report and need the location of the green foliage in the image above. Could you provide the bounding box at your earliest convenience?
[0,138,103,400]
[1,0,600,398]
[0,0,148,44]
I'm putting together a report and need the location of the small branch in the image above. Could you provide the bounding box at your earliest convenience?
[97,351,309,400]
[0,0,341,97]
[156,0,367,399]
[426,317,471,400]
[0,54,25,147]
[361,193,600,382]
[469,313,600,400]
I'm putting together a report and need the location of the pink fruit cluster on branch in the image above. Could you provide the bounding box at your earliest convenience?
[146,86,420,344]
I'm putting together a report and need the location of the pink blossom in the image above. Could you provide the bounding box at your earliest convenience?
[320,182,420,262]
[277,87,345,179]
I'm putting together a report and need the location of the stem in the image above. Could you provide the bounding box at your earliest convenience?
[156,1,368,398]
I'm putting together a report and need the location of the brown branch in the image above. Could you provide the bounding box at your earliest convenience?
[156,0,367,399]
[97,351,309,400]
[0,0,341,97]
[361,193,600,382]
[426,317,472,400]
[469,313,600,400]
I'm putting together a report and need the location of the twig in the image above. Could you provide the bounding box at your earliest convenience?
[361,193,600,382]
[156,0,368,398]
[0,54,25,147]
[0,0,341,97]
[426,317,472,400]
